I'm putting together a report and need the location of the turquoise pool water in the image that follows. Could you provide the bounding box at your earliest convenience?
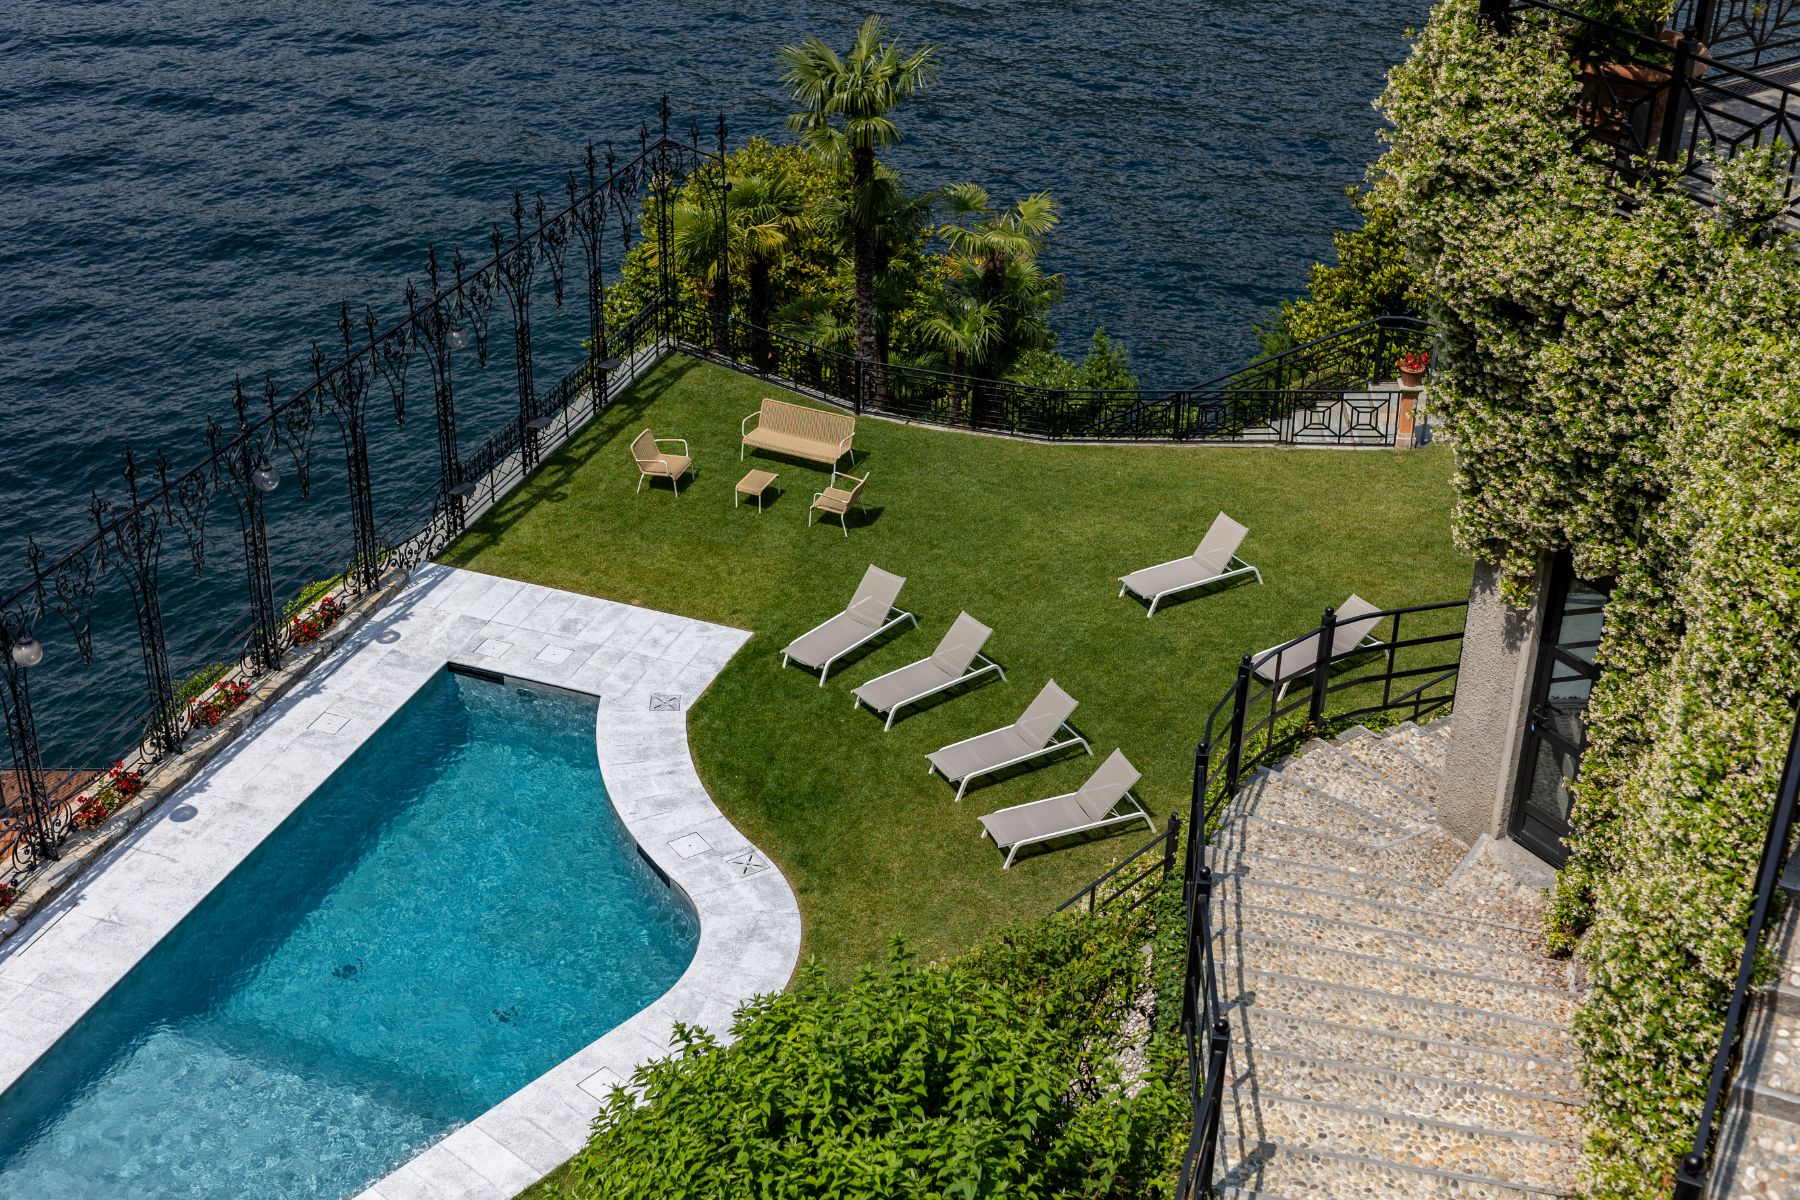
[0,669,698,1199]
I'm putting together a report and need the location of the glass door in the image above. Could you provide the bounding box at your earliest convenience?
[1511,554,1610,866]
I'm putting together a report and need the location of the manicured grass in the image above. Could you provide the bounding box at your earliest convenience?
[442,355,1469,976]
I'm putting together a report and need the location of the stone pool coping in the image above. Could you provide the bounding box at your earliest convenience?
[0,563,800,1200]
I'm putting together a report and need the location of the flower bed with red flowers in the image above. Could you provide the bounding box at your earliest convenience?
[1396,349,1431,376]
[188,678,250,728]
[70,763,146,832]
[0,880,17,911]
[289,594,346,647]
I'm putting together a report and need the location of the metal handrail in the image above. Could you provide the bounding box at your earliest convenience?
[1672,703,1800,1198]
[1055,813,1182,914]
[1172,597,1468,1197]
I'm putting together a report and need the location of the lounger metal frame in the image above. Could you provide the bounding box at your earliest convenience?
[782,605,918,686]
[983,790,1155,869]
[1119,554,1262,617]
[855,653,1007,731]
[928,721,1091,801]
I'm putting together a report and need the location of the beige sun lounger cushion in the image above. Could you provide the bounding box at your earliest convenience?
[927,680,1088,800]
[1119,513,1260,616]
[741,397,856,468]
[978,749,1153,868]
[630,429,693,494]
[1253,594,1385,689]
[781,565,915,684]
[852,612,1004,730]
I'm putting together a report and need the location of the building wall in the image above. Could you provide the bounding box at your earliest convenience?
[1441,554,1550,846]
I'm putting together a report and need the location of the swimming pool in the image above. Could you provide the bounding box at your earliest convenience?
[0,668,698,1199]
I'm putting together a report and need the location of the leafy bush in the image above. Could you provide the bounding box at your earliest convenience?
[1257,187,1424,357]
[1379,3,1800,1195]
[552,914,1179,1200]
[1006,328,1139,393]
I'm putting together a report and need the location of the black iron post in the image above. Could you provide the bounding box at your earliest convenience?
[1658,34,1696,165]
[494,194,540,473]
[416,250,466,536]
[570,145,608,417]
[1309,605,1339,727]
[95,450,181,759]
[655,97,676,340]
[0,614,57,866]
[212,380,283,673]
[1478,0,1513,35]
[1224,656,1253,795]
[316,306,381,594]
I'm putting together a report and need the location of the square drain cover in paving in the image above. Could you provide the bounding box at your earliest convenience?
[725,849,768,878]
[535,644,572,665]
[308,713,349,734]
[649,693,682,711]
[578,1067,626,1101]
[668,832,710,859]
[476,638,513,658]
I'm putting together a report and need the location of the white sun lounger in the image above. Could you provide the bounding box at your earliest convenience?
[978,749,1153,869]
[781,565,917,685]
[1118,512,1261,617]
[1253,594,1386,700]
[926,679,1090,801]
[852,612,1005,731]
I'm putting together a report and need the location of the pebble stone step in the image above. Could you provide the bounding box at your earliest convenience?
[1232,1004,1580,1099]
[1216,875,1547,957]
[1233,969,1576,1061]
[1333,730,1444,805]
[1244,1048,1582,1141]
[1386,721,1449,771]
[1220,1091,1578,1193]
[1214,816,1466,887]
[1710,893,1800,1197]
[1277,744,1437,828]
[1215,931,1577,1024]
[1214,1137,1570,1199]
[1219,773,1421,845]
[1217,901,1566,987]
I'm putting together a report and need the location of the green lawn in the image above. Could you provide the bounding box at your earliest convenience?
[442,355,1470,975]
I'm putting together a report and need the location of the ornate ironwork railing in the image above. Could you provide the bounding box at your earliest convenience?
[0,101,730,896]
[1056,813,1183,915]
[1487,0,1800,223]
[673,302,1431,445]
[1672,703,1800,1198]
[1172,599,1468,1197]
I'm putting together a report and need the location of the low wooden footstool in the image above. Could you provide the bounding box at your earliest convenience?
[735,468,780,511]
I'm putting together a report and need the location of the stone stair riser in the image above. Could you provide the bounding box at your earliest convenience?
[1335,732,1445,805]
[1278,746,1436,827]
[1215,1138,1570,1199]
[1215,818,1465,888]
[1218,875,1546,954]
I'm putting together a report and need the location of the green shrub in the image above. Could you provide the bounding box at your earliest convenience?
[1258,187,1424,357]
[553,916,1179,1200]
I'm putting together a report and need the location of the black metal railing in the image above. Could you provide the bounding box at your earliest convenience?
[1488,0,1800,223]
[1672,703,1800,1198]
[1172,598,1468,1197]
[1056,813,1182,914]
[673,302,1432,445]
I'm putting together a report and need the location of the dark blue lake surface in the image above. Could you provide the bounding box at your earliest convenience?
[0,0,1424,753]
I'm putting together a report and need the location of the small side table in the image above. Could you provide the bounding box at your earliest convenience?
[735,468,779,511]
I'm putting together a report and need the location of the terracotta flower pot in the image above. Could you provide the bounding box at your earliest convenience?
[1398,370,1426,389]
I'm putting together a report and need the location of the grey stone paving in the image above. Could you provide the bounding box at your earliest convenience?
[1213,719,1585,1197]
[0,564,799,1200]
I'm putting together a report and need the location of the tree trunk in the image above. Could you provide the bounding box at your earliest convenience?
[850,146,886,410]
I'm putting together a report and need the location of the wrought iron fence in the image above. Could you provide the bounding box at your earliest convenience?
[0,102,728,896]
[1055,813,1182,915]
[1171,599,1468,1197]
[1490,0,1800,223]
[674,302,1431,445]
[1672,702,1800,1198]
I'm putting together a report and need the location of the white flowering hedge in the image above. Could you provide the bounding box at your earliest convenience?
[1376,3,1800,1195]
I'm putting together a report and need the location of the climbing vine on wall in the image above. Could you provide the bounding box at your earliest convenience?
[1377,2,1800,1195]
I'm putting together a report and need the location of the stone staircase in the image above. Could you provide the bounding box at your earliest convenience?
[1206,718,1585,1198]
[1706,860,1800,1198]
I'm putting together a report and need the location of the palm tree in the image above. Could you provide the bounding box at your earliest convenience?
[670,172,806,358]
[920,286,1000,421]
[780,17,937,405]
[815,164,938,365]
[938,185,1061,367]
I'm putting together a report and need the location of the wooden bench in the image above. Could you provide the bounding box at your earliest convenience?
[740,397,855,469]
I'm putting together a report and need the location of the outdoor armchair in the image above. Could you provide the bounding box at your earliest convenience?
[1252,594,1385,700]
[1118,512,1261,617]
[852,612,1005,731]
[629,428,693,495]
[926,679,1090,801]
[781,565,916,686]
[978,749,1153,869]
[809,470,869,537]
